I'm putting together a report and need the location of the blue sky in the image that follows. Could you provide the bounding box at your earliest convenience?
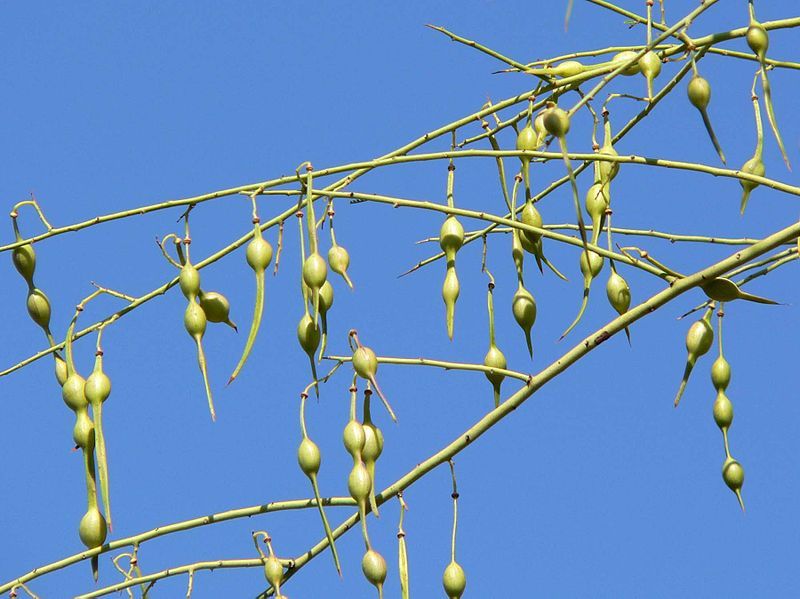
[2,2,799,598]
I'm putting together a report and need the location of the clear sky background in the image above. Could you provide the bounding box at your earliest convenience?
[2,2,800,598]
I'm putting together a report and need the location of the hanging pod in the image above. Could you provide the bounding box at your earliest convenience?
[700,277,777,305]
[184,298,215,421]
[54,355,68,387]
[198,290,237,331]
[62,372,88,412]
[351,333,397,422]
[328,244,354,289]
[585,182,609,245]
[297,313,321,390]
[520,200,543,246]
[179,262,201,301]
[12,244,36,288]
[362,391,384,517]
[739,155,766,215]
[512,282,537,358]
[516,122,538,190]
[612,51,641,76]
[443,561,467,599]
[439,216,464,340]
[606,268,631,343]
[722,456,745,511]
[317,280,334,360]
[711,354,731,392]
[561,249,604,340]
[673,310,714,407]
[303,251,328,325]
[362,548,387,599]
[713,390,734,431]
[687,74,726,164]
[229,225,273,384]
[597,117,619,185]
[638,51,662,100]
[26,287,52,332]
[85,348,113,530]
[483,279,506,407]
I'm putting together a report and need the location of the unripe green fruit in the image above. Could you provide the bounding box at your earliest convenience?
[62,373,88,411]
[353,346,378,380]
[297,313,320,355]
[516,124,538,153]
[483,345,507,388]
[606,271,631,315]
[533,112,547,141]
[328,245,350,275]
[297,437,321,476]
[348,462,372,502]
[318,280,334,314]
[612,51,641,76]
[686,318,713,357]
[362,421,384,464]
[179,264,201,300]
[722,457,744,492]
[85,369,111,405]
[739,156,765,195]
[520,201,543,244]
[687,75,711,111]
[264,555,283,588]
[343,420,366,456]
[710,355,731,391]
[361,549,387,588]
[579,250,604,279]
[443,560,467,599]
[55,355,68,387]
[713,391,734,430]
[543,106,570,137]
[198,291,233,324]
[79,507,107,549]
[701,278,743,302]
[442,268,460,305]
[439,216,465,257]
[184,300,207,338]
[26,288,51,330]
[638,51,662,80]
[246,235,273,272]
[552,60,584,78]
[12,243,36,285]
[302,252,327,290]
[585,183,609,220]
[512,284,537,332]
[746,23,769,59]
[73,409,95,450]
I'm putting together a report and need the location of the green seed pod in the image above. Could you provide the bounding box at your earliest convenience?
[483,344,507,407]
[55,355,68,387]
[439,216,465,260]
[442,560,467,599]
[739,156,765,215]
[520,200,543,244]
[598,119,619,183]
[722,456,745,510]
[711,355,731,391]
[585,182,609,243]
[12,243,36,286]
[264,555,283,589]
[442,267,460,341]
[328,245,353,288]
[79,507,108,549]
[674,313,714,407]
[512,283,536,358]
[552,60,584,78]
[179,263,201,300]
[612,51,641,76]
[362,417,384,466]
[343,419,367,456]
[533,112,547,146]
[516,124,538,154]
[700,277,776,305]
[638,51,662,81]
[85,368,111,405]
[198,290,237,330]
[353,346,379,380]
[302,252,327,291]
[184,300,207,339]
[62,373,88,412]
[26,288,52,330]
[687,75,711,111]
[297,437,321,477]
[319,280,334,314]
[246,235,273,272]
[746,22,769,60]
[543,106,570,138]
[73,408,95,450]
[713,390,734,430]
[297,313,320,356]
[348,461,372,503]
[361,549,387,591]
[606,271,631,315]
[579,250,604,279]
